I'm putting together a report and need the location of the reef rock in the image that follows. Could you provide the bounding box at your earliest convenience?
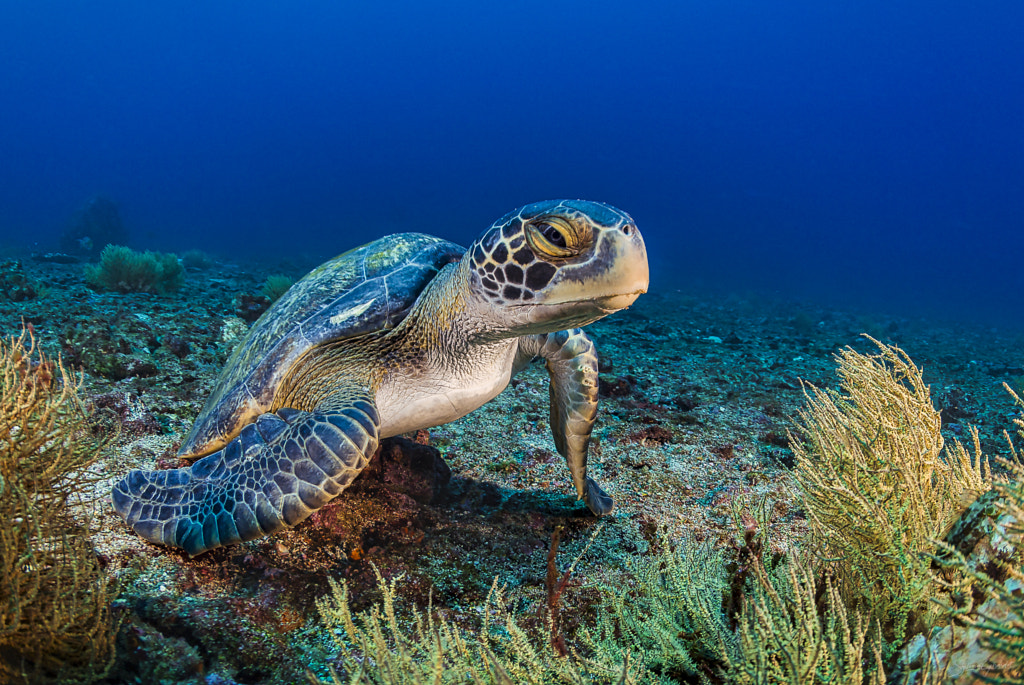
[348,435,452,504]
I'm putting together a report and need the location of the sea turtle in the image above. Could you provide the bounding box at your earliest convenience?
[112,200,648,556]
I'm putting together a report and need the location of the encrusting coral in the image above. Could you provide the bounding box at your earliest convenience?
[0,331,117,683]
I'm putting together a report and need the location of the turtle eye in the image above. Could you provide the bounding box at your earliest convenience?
[539,223,567,248]
[525,217,578,259]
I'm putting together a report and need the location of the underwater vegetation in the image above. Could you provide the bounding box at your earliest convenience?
[261,274,295,303]
[927,387,1024,684]
[311,339,1024,684]
[0,333,117,683]
[791,340,991,655]
[229,273,296,323]
[84,244,185,295]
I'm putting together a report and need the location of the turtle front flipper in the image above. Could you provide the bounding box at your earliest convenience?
[516,329,613,516]
[112,396,379,557]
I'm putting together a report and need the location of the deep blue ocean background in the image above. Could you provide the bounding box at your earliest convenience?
[2,1,1022,328]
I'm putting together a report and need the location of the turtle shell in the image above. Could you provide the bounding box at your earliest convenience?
[180,233,465,458]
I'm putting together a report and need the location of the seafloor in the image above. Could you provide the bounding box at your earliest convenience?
[3,252,1024,683]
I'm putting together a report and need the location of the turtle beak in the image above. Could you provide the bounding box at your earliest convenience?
[595,288,646,313]
[587,223,649,312]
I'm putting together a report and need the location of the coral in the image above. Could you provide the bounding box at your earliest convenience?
[313,521,885,685]
[91,391,162,438]
[84,244,184,295]
[313,564,638,685]
[582,532,738,679]
[109,590,309,684]
[59,196,128,259]
[314,523,887,685]
[160,333,191,359]
[60,316,161,381]
[260,274,295,302]
[0,332,117,683]
[789,336,992,650]
[730,558,884,685]
[580,519,882,684]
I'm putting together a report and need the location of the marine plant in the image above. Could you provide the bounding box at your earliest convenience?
[578,513,888,685]
[581,533,737,678]
[261,274,295,302]
[0,332,117,683]
[729,556,884,685]
[84,244,184,295]
[789,337,992,652]
[314,563,638,684]
[314,526,888,684]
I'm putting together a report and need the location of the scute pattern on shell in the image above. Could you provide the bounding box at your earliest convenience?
[180,232,464,458]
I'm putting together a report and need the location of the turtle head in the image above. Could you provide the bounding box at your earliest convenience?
[464,200,648,335]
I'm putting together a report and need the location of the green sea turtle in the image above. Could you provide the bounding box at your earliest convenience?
[112,200,648,556]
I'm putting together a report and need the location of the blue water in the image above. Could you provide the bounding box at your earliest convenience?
[2,1,1022,327]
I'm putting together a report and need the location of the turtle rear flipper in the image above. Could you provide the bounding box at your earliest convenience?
[112,397,379,557]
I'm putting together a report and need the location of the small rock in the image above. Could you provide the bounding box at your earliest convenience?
[674,394,699,411]
[895,595,1020,683]
[161,334,191,358]
[349,436,451,504]
[599,376,634,398]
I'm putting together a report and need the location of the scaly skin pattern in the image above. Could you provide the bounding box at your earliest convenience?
[514,330,611,514]
[112,396,379,557]
[112,200,647,556]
